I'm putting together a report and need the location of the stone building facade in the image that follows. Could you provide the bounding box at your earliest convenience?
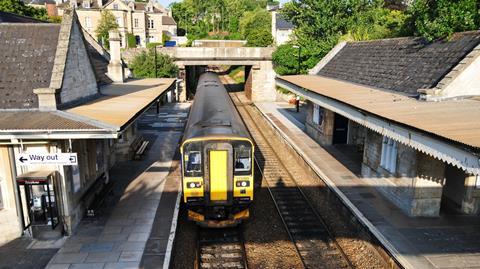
[280,32,480,217]
[0,10,175,244]
[58,0,177,48]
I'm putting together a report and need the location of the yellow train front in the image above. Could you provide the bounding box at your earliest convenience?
[181,72,254,228]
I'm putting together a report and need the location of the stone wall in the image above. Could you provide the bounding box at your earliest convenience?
[305,101,335,146]
[250,61,276,102]
[60,20,98,105]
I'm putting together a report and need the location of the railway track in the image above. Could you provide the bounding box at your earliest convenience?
[224,80,353,269]
[196,228,248,269]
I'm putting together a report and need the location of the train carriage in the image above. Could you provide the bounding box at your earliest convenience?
[181,72,254,227]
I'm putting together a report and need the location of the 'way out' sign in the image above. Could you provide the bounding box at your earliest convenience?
[18,153,78,166]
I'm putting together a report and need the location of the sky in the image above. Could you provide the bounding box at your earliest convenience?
[158,0,289,9]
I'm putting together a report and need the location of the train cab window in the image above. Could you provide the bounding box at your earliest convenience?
[235,148,251,174]
[186,151,202,174]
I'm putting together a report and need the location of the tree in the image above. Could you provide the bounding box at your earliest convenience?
[272,44,301,75]
[126,33,137,48]
[239,8,272,47]
[405,0,480,41]
[95,10,118,49]
[0,0,49,21]
[129,50,178,78]
[275,0,400,74]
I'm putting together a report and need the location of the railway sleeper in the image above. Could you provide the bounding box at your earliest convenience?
[201,245,242,252]
[200,261,245,269]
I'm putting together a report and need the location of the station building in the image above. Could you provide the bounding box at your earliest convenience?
[277,32,480,217]
[0,10,175,244]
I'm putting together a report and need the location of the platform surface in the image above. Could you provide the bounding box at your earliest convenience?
[256,100,480,269]
[45,103,188,269]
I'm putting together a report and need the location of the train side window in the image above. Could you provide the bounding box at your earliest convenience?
[235,148,251,173]
[186,151,202,173]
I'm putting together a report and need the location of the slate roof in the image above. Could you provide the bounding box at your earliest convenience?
[0,11,45,23]
[0,23,61,109]
[162,16,176,25]
[0,111,101,130]
[318,31,480,96]
[276,14,293,30]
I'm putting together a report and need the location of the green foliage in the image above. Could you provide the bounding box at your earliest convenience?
[162,33,171,45]
[48,15,62,23]
[228,66,245,83]
[239,8,272,47]
[146,42,162,49]
[95,10,118,49]
[0,0,49,21]
[272,44,308,75]
[405,0,480,41]
[170,0,271,46]
[126,33,137,48]
[129,50,178,78]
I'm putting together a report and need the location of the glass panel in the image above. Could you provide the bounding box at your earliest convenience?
[235,148,251,172]
[186,151,202,173]
[0,182,3,209]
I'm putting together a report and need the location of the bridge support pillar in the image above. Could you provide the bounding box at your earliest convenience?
[250,61,276,102]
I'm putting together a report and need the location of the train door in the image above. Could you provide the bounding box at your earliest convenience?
[205,143,233,203]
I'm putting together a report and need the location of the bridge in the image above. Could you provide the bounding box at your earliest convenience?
[123,47,276,102]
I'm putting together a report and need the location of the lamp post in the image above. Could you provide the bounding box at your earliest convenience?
[292,45,301,74]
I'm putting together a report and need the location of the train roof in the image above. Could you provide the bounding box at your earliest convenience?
[182,72,251,143]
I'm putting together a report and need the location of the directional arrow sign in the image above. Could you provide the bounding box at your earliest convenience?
[18,153,78,166]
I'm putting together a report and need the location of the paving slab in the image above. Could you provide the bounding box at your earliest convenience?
[45,103,189,269]
[256,100,480,269]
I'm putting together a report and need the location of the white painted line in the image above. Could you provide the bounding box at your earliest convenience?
[163,182,182,269]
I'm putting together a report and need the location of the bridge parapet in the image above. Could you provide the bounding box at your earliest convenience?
[158,47,274,61]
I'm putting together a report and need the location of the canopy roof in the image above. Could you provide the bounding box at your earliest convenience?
[278,75,480,149]
[68,78,175,131]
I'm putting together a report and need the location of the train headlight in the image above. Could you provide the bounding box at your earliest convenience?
[236,181,250,187]
[187,182,202,188]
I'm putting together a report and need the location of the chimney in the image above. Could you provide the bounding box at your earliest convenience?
[34,88,60,111]
[107,31,125,83]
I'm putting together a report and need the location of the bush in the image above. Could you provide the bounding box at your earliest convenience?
[129,50,178,78]
[126,33,137,48]
[146,42,162,49]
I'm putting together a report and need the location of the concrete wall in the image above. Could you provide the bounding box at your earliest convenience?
[60,20,98,105]
[305,101,335,146]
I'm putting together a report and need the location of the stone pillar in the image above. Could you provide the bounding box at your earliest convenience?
[461,174,480,214]
[412,153,445,217]
[107,31,125,83]
[251,61,276,102]
[177,66,187,102]
[34,88,59,111]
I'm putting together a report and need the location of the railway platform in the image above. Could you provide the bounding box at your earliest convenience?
[255,101,480,269]
[45,103,189,269]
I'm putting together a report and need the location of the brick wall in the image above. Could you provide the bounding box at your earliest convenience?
[60,21,98,105]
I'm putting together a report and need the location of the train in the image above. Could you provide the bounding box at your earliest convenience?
[180,72,254,228]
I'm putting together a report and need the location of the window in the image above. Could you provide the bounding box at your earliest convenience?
[82,1,90,8]
[113,3,118,9]
[235,148,251,173]
[476,175,480,189]
[134,18,139,28]
[148,19,154,29]
[380,136,398,174]
[148,35,155,42]
[116,17,122,27]
[312,104,323,125]
[85,16,92,28]
[186,151,202,173]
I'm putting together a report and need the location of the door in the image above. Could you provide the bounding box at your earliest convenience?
[209,150,228,201]
[333,113,349,144]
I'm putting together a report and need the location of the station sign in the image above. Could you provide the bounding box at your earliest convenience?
[18,153,78,166]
